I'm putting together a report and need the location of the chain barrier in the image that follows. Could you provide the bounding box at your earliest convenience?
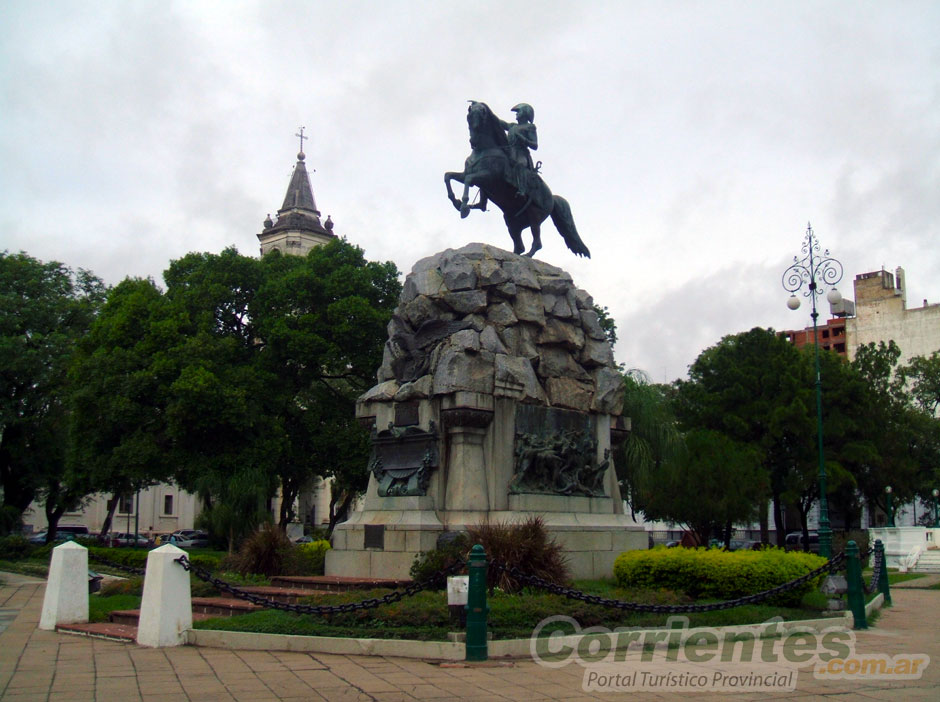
[173,554,466,615]
[866,547,882,595]
[488,552,846,614]
[87,552,146,576]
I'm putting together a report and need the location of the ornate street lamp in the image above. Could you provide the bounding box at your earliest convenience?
[885,486,895,527]
[783,223,843,559]
[932,488,938,528]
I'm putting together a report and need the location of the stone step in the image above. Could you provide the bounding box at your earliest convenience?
[235,585,331,603]
[108,609,217,626]
[57,622,138,642]
[269,575,411,592]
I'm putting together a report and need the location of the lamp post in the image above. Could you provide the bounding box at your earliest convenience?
[885,486,895,528]
[783,223,843,560]
[932,488,938,528]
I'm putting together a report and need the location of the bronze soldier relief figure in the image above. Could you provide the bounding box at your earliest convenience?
[444,101,590,259]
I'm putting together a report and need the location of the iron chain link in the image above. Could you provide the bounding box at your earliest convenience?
[88,553,146,576]
[174,554,466,616]
[489,552,846,614]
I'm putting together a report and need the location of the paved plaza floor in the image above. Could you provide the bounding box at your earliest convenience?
[1,571,938,701]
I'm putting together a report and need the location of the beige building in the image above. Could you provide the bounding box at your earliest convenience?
[846,267,940,364]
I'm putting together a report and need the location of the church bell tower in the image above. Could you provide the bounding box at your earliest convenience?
[258,128,336,256]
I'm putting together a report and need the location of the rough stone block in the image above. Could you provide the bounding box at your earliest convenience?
[502,260,540,289]
[486,301,518,326]
[591,367,625,414]
[432,347,495,395]
[480,325,508,354]
[512,288,546,325]
[580,338,615,368]
[441,253,477,291]
[545,377,593,412]
[442,289,488,315]
[580,309,607,340]
[495,354,545,403]
[537,318,585,350]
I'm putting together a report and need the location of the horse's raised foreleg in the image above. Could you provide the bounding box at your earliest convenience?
[444,171,465,211]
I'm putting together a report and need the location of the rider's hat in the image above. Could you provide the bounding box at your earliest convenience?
[511,103,534,121]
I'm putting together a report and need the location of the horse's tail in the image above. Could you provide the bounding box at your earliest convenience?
[550,195,590,258]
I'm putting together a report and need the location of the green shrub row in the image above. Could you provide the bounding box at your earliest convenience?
[86,546,224,572]
[613,547,827,607]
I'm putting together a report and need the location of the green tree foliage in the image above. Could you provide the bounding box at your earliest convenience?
[899,350,940,414]
[640,428,766,545]
[674,328,805,544]
[0,251,105,536]
[68,277,178,536]
[852,341,930,510]
[70,241,399,548]
[616,370,682,520]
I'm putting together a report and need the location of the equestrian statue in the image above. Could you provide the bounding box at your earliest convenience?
[444,101,590,259]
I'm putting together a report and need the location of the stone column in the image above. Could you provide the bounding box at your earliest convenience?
[442,408,493,512]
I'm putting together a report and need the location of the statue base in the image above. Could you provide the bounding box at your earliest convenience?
[324,244,646,580]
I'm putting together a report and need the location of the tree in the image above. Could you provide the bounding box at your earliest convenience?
[851,341,923,518]
[615,370,682,520]
[0,251,105,536]
[674,328,806,544]
[640,429,766,546]
[71,241,400,547]
[899,350,940,415]
[68,277,184,537]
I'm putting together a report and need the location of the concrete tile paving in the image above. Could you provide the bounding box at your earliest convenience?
[1,572,938,700]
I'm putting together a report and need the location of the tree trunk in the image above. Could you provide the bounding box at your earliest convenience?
[326,492,354,539]
[723,521,732,549]
[759,499,770,545]
[772,493,786,547]
[278,479,299,531]
[99,495,121,541]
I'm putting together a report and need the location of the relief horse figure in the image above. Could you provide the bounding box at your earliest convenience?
[444,101,590,258]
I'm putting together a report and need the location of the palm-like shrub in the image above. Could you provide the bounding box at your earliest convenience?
[467,516,569,593]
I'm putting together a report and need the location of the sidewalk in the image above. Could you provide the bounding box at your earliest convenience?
[0,573,937,701]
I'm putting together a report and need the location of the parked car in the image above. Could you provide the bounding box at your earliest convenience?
[27,525,90,544]
[161,532,210,549]
[107,532,153,547]
[169,529,205,540]
[727,539,762,551]
[784,531,820,553]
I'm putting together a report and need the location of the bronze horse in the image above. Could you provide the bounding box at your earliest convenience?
[444,101,590,258]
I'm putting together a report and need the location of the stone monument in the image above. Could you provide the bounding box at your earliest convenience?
[325,243,645,580]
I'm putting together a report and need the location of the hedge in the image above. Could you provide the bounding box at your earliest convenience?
[86,546,224,572]
[613,547,827,607]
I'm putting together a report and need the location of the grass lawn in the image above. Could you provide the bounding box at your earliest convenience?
[861,569,926,585]
[191,581,842,642]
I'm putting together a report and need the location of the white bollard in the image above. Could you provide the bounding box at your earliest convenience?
[39,541,89,630]
[136,544,193,648]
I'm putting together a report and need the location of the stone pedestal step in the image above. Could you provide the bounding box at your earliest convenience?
[270,575,411,592]
[236,585,331,602]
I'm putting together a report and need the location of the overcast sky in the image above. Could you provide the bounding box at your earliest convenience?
[2,0,938,381]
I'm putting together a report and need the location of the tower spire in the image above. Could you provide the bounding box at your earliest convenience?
[257,131,336,256]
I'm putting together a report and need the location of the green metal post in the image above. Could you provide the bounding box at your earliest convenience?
[845,540,868,629]
[465,544,489,661]
[874,539,891,606]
